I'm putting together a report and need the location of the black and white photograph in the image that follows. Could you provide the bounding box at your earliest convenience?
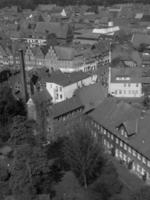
[0,0,150,199]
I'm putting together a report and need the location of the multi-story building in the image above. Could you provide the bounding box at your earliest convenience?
[108,67,143,98]
[45,45,106,73]
[25,46,45,70]
[46,71,97,103]
[88,98,150,184]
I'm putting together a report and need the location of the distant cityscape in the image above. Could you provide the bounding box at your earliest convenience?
[0,2,150,200]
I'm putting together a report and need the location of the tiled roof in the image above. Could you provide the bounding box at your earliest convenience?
[74,82,107,112]
[89,97,150,159]
[51,96,83,118]
[129,114,150,159]
[89,97,141,131]
[46,71,91,87]
[35,22,69,39]
[111,67,142,83]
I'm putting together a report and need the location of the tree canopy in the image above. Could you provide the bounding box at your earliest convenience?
[63,125,106,188]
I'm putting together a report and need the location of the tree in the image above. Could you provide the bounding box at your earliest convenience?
[0,85,26,126]
[92,161,123,200]
[46,33,58,47]
[143,95,150,109]
[63,125,105,189]
[8,116,35,146]
[9,141,64,199]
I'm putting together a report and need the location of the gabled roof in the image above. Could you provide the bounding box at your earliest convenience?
[111,67,142,83]
[89,97,141,131]
[89,97,150,159]
[51,96,83,119]
[74,82,107,112]
[123,119,137,136]
[46,71,91,87]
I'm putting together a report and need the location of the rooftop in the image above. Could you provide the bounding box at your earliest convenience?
[89,97,150,159]
[46,71,91,87]
[51,96,83,119]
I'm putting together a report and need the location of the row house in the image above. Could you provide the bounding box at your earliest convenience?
[108,66,143,98]
[25,46,45,70]
[0,45,14,67]
[45,45,102,73]
[88,98,150,184]
[46,70,97,103]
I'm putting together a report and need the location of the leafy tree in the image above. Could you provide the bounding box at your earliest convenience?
[10,142,64,199]
[46,33,58,47]
[92,161,123,200]
[0,85,26,126]
[63,125,106,189]
[0,70,11,83]
[0,165,10,182]
[143,95,150,109]
[8,116,35,146]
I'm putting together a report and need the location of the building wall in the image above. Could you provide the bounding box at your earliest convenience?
[46,75,97,103]
[109,82,143,97]
[46,82,64,103]
[63,75,97,100]
[89,119,150,184]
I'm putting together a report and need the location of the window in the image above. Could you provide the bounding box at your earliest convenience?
[104,139,106,145]
[136,83,139,87]
[120,141,123,147]
[60,94,63,99]
[128,83,131,87]
[108,132,110,138]
[128,146,131,153]
[133,150,136,157]
[121,129,124,136]
[147,161,150,167]
[142,157,146,164]
[104,129,106,135]
[138,153,141,160]
[55,93,59,100]
[116,138,119,144]
[60,87,62,91]
[107,141,110,148]
[141,168,145,175]
[137,164,140,172]
[124,143,127,150]
[124,83,126,87]
[119,90,122,94]
[111,134,114,140]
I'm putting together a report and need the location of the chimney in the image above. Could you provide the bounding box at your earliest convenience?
[19,49,28,102]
